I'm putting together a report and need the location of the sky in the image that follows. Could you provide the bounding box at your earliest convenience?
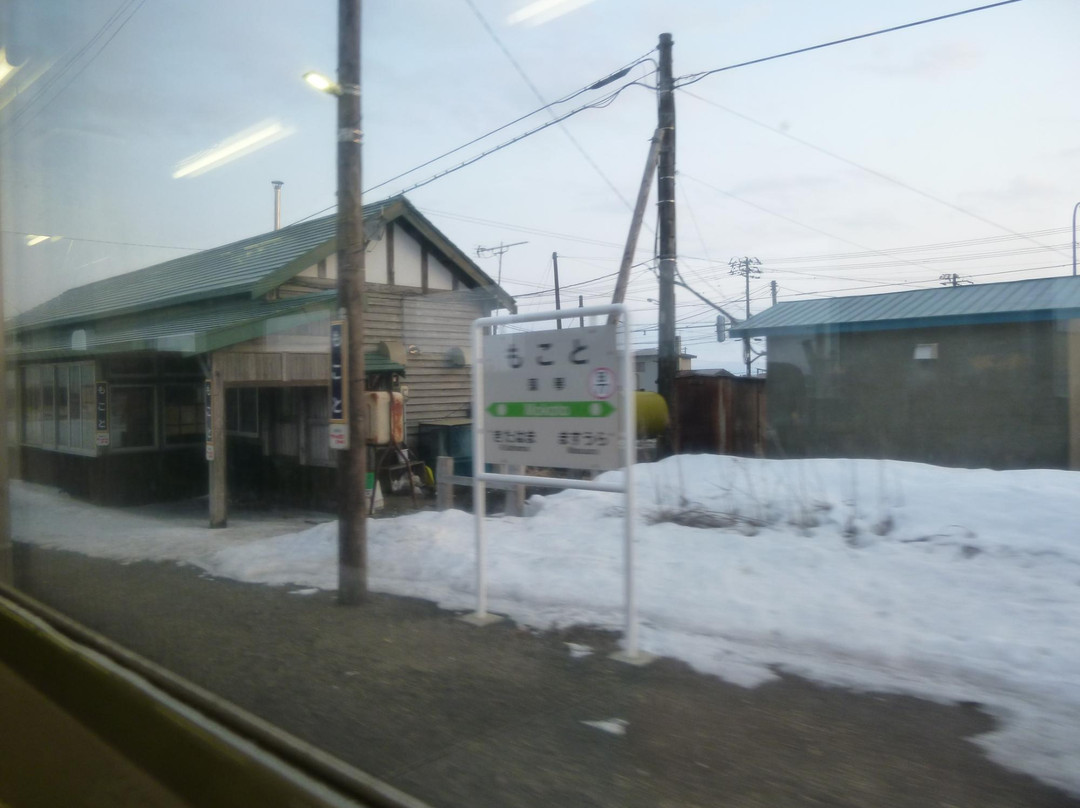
[2,0,1078,370]
[11,454,1080,795]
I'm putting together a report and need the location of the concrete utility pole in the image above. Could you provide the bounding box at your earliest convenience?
[608,128,663,325]
[729,256,762,377]
[552,252,562,328]
[476,241,527,333]
[476,241,528,287]
[771,280,778,306]
[656,33,678,454]
[337,0,367,604]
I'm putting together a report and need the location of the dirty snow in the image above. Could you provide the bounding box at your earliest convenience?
[10,454,1080,794]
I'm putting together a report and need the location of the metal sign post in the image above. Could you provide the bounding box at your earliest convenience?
[467,304,650,664]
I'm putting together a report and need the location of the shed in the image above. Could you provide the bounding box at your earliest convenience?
[731,276,1080,469]
[6,195,515,513]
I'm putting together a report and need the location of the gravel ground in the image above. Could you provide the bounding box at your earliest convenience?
[12,541,1080,808]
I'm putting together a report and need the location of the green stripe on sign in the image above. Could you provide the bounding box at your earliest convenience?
[487,401,616,418]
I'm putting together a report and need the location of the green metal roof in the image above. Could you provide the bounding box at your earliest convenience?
[11,195,514,333]
[11,292,340,360]
[732,276,1080,337]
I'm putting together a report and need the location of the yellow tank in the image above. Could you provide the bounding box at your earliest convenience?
[635,391,669,438]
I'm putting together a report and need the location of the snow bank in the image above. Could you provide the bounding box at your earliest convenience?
[11,455,1080,794]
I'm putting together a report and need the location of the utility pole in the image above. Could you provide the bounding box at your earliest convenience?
[578,295,584,327]
[608,128,663,325]
[476,241,527,333]
[729,257,762,377]
[552,252,562,328]
[939,273,972,287]
[337,0,367,604]
[476,241,528,287]
[771,280,778,306]
[656,33,678,454]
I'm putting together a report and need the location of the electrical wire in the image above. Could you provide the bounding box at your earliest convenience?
[679,88,1067,260]
[291,59,655,226]
[4,0,147,141]
[762,227,1070,263]
[461,0,655,216]
[681,171,953,278]
[388,79,645,197]
[674,0,1023,88]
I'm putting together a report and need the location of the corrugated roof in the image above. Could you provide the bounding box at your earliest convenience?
[11,209,356,332]
[11,291,339,359]
[731,276,1080,337]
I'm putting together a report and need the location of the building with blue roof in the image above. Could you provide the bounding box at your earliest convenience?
[731,276,1080,469]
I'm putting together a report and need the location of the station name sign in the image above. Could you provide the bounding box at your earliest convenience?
[482,324,619,470]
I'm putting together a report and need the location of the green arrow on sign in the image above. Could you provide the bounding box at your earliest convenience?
[487,400,616,418]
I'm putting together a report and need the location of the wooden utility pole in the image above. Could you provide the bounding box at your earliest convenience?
[337,0,367,604]
[656,33,678,453]
[608,128,663,324]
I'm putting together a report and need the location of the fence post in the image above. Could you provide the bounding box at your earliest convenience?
[436,456,454,511]
[506,464,525,516]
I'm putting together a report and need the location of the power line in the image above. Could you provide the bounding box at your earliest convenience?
[4,0,147,141]
[390,79,645,198]
[291,59,654,226]
[421,208,626,249]
[762,227,1071,263]
[366,53,653,197]
[680,171,947,279]
[461,0,654,217]
[4,0,136,126]
[679,89,1066,260]
[774,262,1069,299]
[674,0,1022,88]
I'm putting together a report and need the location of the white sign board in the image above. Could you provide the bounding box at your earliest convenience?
[482,325,620,470]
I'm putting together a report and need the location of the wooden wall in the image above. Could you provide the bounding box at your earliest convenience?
[217,284,489,446]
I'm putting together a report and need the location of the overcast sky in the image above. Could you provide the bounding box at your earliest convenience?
[2,0,1077,369]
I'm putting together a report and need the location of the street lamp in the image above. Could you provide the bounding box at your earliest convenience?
[303,70,342,96]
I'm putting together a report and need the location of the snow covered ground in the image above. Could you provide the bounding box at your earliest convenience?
[11,455,1080,795]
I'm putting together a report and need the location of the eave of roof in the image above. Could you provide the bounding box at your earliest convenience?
[731,276,1080,338]
[10,292,339,361]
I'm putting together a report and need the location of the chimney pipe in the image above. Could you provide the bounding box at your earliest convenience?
[272,180,284,230]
